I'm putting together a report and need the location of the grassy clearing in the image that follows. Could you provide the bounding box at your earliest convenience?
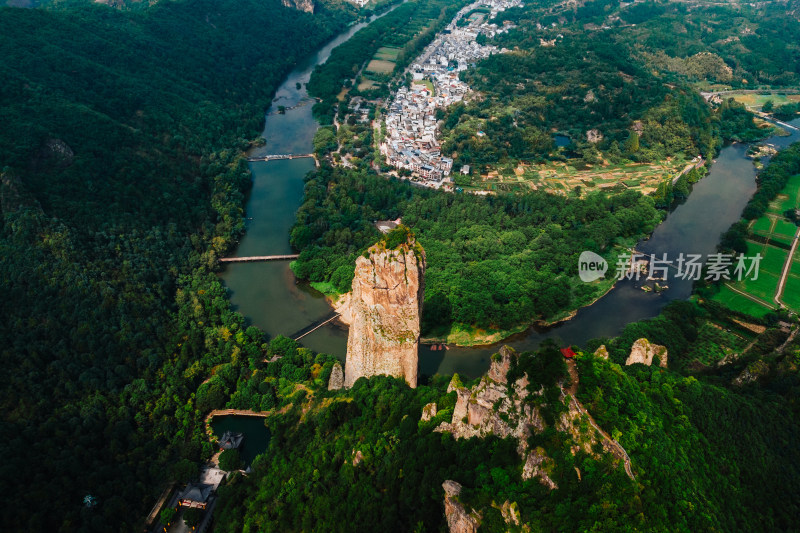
[365,59,395,74]
[309,281,340,298]
[357,80,379,91]
[374,46,401,60]
[413,79,434,95]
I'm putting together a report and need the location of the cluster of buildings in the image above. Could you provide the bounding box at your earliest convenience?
[379,0,523,187]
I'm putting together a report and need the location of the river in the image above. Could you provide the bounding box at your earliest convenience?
[220,16,800,379]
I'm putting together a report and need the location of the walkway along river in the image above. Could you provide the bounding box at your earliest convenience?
[220,14,800,378]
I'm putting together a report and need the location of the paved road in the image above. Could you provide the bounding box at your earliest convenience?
[775,227,800,307]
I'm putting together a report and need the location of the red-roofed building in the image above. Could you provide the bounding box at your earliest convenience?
[560,347,576,359]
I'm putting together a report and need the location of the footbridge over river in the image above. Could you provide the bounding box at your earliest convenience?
[246,153,315,162]
[219,254,299,263]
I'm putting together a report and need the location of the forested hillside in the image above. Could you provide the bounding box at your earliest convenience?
[291,163,660,338]
[441,0,782,172]
[209,319,800,531]
[0,0,351,529]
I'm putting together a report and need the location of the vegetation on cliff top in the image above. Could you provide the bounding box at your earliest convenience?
[209,306,800,531]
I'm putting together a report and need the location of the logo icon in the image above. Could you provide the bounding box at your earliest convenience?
[579,251,608,282]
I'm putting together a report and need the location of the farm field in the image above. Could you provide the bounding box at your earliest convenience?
[712,285,775,317]
[472,158,687,196]
[714,174,800,315]
[365,59,396,74]
[732,93,800,109]
[374,46,401,60]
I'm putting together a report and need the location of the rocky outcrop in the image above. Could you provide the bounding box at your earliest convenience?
[499,500,521,527]
[437,345,634,486]
[281,0,314,13]
[522,447,558,489]
[351,450,364,466]
[733,360,770,386]
[1,170,41,217]
[343,230,425,388]
[594,344,609,360]
[437,347,543,443]
[586,129,604,143]
[446,374,463,393]
[31,138,74,172]
[625,338,668,367]
[327,362,344,390]
[421,402,438,422]
[442,481,480,533]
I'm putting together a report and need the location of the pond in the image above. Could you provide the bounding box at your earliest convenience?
[211,415,271,467]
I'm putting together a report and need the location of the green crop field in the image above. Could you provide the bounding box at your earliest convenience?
[374,46,401,60]
[783,274,800,310]
[712,285,774,317]
[722,174,800,315]
[751,216,775,234]
[751,242,789,275]
[774,219,798,239]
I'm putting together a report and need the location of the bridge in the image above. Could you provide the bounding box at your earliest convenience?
[219,254,299,263]
[289,312,340,341]
[246,153,315,162]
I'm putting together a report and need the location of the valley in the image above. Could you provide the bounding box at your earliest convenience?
[2,0,800,532]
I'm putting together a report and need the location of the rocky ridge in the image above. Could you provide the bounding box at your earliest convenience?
[435,346,622,489]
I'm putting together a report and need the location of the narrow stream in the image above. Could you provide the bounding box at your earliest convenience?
[220,13,800,378]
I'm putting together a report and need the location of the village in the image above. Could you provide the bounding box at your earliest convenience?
[379,0,523,188]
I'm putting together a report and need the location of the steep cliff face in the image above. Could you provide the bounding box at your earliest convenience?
[343,232,425,388]
[281,0,315,13]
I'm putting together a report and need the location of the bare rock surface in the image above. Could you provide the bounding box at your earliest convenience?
[421,402,438,422]
[625,338,668,367]
[442,481,480,533]
[281,0,314,13]
[343,232,425,388]
[327,362,344,390]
